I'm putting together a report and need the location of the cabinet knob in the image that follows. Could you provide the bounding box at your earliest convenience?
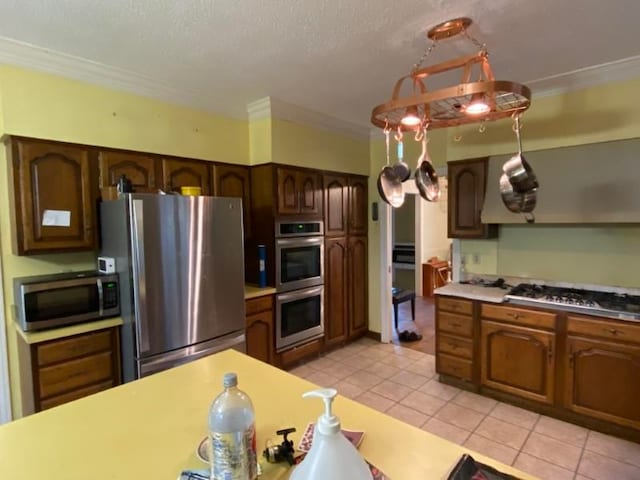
[607,328,620,335]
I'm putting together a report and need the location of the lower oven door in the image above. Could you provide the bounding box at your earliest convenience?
[276,285,324,352]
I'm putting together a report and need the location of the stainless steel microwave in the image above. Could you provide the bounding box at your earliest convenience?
[14,271,120,332]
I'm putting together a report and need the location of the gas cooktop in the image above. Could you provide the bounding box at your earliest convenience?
[505,283,640,321]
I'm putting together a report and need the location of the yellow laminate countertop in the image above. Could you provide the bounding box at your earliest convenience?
[245,284,277,299]
[15,316,124,345]
[0,350,534,480]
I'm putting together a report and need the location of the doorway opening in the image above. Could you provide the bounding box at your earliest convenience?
[0,241,12,423]
[380,171,450,355]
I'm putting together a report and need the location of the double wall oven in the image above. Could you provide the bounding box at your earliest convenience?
[275,220,324,351]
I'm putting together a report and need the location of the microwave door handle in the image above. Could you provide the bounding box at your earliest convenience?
[96,278,104,316]
[131,199,150,354]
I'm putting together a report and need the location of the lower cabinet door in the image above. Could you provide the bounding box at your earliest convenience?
[246,310,274,365]
[481,320,555,404]
[565,336,640,429]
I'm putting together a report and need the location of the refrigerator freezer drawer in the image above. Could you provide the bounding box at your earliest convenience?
[138,331,246,378]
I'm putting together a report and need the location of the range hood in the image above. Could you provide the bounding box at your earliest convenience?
[481,137,640,224]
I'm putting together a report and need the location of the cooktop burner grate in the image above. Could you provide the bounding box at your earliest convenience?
[506,284,640,320]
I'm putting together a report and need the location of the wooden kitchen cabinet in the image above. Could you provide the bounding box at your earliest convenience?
[348,176,368,236]
[436,297,475,382]
[564,315,640,429]
[18,327,121,415]
[161,158,211,194]
[347,236,368,340]
[212,164,252,238]
[98,150,160,194]
[324,237,348,346]
[8,137,97,255]
[447,158,497,239]
[245,295,274,365]
[323,174,348,237]
[276,167,322,216]
[323,174,368,237]
[481,319,556,405]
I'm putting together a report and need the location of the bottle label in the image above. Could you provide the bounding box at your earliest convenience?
[210,424,257,480]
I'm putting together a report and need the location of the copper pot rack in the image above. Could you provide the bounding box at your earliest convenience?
[371,18,532,131]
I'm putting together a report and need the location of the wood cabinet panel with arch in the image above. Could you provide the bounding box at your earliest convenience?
[212,163,252,238]
[8,137,98,254]
[98,150,160,194]
[447,158,497,238]
[161,158,211,194]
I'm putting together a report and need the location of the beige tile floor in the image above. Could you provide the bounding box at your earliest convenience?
[289,337,640,480]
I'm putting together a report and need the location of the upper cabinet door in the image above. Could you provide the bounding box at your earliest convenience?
[323,174,348,237]
[161,158,211,194]
[276,167,322,216]
[277,167,299,214]
[10,138,96,254]
[212,164,252,238]
[447,158,497,239]
[348,176,368,236]
[98,151,160,193]
[298,171,322,216]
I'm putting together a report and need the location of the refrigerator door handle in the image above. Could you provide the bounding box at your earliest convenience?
[131,199,150,354]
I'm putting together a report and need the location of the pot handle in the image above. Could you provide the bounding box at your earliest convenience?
[523,212,535,224]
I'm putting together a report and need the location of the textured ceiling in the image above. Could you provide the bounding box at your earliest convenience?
[0,0,639,127]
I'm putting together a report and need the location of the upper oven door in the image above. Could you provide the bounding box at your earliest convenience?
[275,236,324,292]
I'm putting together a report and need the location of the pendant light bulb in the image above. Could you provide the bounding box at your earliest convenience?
[400,106,421,127]
[465,94,490,115]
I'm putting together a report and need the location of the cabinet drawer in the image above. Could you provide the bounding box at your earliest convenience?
[38,351,114,399]
[481,303,556,330]
[280,338,321,367]
[438,297,473,316]
[437,334,473,359]
[39,380,115,411]
[245,295,274,316]
[437,353,472,381]
[567,315,640,344]
[37,330,113,367]
[439,312,473,338]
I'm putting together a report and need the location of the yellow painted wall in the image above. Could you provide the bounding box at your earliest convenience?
[0,64,252,418]
[249,118,272,165]
[453,77,640,288]
[271,118,369,174]
[0,65,249,163]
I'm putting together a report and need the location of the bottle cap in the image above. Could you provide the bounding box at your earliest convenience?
[223,372,238,388]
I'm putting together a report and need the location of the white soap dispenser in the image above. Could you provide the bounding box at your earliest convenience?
[290,388,373,480]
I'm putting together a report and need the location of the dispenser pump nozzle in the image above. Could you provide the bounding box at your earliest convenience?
[302,388,340,435]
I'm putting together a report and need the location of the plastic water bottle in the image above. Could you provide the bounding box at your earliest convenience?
[208,373,257,480]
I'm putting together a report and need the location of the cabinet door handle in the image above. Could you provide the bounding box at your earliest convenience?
[507,312,522,320]
[547,340,554,363]
[606,328,620,336]
[450,322,462,328]
[568,346,574,368]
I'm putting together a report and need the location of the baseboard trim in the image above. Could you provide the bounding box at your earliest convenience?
[365,330,381,342]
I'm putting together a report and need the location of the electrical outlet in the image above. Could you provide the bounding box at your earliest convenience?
[472,253,480,264]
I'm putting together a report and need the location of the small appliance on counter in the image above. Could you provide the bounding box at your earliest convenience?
[13,271,120,332]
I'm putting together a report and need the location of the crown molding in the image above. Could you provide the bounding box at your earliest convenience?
[528,54,640,98]
[248,97,370,139]
[0,36,247,120]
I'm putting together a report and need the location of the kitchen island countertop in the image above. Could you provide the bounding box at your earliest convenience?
[0,349,534,480]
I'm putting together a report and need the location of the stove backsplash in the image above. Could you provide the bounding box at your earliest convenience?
[459,224,640,289]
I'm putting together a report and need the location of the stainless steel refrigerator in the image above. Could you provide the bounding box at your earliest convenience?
[100,194,246,382]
